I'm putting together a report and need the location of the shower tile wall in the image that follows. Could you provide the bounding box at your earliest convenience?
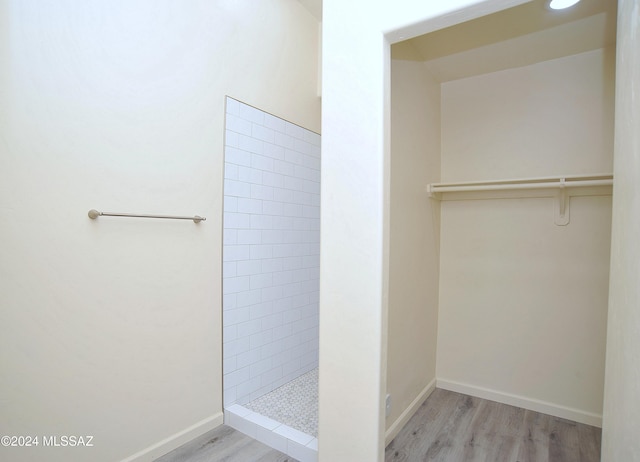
[223,97,320,406]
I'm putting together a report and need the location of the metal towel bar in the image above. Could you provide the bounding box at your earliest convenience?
[88,209,205,223]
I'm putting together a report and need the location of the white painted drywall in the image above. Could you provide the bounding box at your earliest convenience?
[602,0,640,459]
[437,49,614,424]
[0,1,320,461]
[320,7,388,459]
[386,58,440,440]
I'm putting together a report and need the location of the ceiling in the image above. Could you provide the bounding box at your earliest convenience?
[295,0,616,82]
[297,0,322,21]
[392,0,617,82]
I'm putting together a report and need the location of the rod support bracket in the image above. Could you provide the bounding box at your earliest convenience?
[554,186,570,226]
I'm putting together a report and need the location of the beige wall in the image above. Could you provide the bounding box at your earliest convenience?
[0,1,320,461]
[441,48,615,182]
[437,49,614,425]
[386,58,440,441]
[602,0,640,459]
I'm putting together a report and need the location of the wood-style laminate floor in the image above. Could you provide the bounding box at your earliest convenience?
[154,388,601,462]
[154,424,292,462]
[385,388,601,462]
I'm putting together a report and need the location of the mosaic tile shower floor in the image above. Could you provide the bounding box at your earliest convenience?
[245,367,318,437]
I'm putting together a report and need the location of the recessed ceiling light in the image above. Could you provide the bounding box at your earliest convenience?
[549,0,581,9]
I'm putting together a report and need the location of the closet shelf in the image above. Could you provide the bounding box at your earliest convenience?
[427,174,613,197]
[427,174,613,227]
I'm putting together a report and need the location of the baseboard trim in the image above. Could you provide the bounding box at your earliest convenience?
[385,378,437,446]
[122,412,224,462]
[436,378,602,428]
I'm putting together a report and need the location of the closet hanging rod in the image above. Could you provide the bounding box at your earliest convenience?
[88,209,206,223]
[428,174,613,196]
[429,179,612,194]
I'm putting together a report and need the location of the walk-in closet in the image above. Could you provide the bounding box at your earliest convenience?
[386,0,615,444]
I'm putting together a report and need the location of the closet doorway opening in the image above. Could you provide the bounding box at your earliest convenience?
[387,0,615,446]
[221,97,321,461]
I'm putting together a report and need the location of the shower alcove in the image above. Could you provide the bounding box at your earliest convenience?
[221,97,320,462]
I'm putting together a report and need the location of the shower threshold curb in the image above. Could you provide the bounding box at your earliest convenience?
[225,404,318,462]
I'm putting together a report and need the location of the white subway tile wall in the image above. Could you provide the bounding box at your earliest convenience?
[223,97,320,406]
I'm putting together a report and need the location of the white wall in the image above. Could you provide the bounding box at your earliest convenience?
[437,49,615,425]
[223,97,320,407]
[602,0,640,459]
[0,1,320,461]
[386,58,440,442]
